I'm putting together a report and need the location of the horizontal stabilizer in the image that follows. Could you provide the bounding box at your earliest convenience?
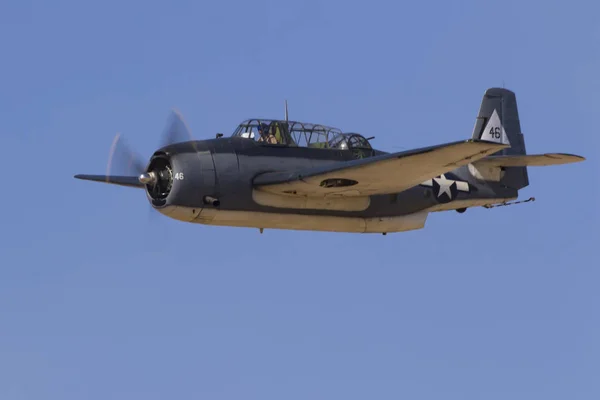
[74,174,144,188]
[254,139,508,197]
[475,153,585,168]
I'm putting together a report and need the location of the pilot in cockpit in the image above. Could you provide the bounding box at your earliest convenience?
[257,123,278,144]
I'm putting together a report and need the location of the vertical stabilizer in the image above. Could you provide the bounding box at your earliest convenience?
[479,108,511,146]
[471,88,529,189]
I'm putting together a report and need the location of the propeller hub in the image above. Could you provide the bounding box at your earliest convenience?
[139,172,157,184]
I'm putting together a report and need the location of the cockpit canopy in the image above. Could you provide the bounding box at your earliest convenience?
[231,119,373,150]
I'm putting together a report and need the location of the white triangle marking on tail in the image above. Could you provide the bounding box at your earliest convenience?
[480,109,510,146]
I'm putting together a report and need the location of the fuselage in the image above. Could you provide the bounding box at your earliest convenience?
[145,137,517,233]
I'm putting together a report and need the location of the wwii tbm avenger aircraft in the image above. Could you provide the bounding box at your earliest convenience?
[75,88,584,234]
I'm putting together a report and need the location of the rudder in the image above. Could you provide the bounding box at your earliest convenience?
[471,87,529,190]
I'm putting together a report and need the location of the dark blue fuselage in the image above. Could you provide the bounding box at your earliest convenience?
[153,136,516,220]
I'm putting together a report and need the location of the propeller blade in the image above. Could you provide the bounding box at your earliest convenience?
[74,132,147,189]
[74,174,145,188]
[159,109,193,148]
[106,132,146,177]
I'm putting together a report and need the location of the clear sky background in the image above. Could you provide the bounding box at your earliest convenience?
[1,0,598,399]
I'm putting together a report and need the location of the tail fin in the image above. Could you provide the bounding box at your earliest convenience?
[471,87,529,190]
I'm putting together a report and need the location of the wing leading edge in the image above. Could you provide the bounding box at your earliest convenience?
[254,139,508,197]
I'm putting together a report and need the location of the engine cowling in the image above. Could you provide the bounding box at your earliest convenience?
[144,153,173,207]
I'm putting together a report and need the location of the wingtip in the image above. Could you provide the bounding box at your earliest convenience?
[568,154,585,162]
[564,154,586,163]
[539,153,586,164]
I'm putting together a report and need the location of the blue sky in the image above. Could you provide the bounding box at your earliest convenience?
[1,0,598,398]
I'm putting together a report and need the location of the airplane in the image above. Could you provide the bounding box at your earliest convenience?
[74,87,585,234]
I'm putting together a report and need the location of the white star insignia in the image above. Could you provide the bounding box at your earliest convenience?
[420,174,470,200]
[433,174,453,198]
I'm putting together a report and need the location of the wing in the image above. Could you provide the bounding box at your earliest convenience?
[253,139,508,197]
[473,153,585,168]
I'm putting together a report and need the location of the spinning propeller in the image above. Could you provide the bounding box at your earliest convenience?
[74,109,193,192]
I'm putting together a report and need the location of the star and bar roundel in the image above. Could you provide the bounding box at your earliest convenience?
[419,174,471,203]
